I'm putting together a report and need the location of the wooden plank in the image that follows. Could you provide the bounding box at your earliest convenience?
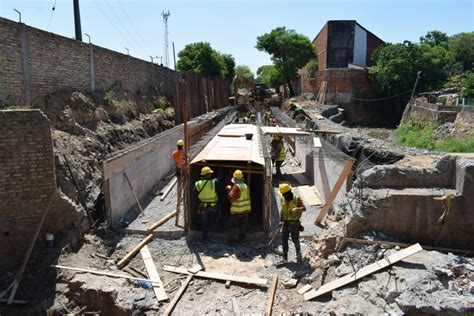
[146,209,177,232]
[188,265,204,274]
[297,284,313,295]
[116,234,154,269]
[160,177,177,201]
[315,159,355,224]
[297,185,322,206]
[163,266,268,287]
[304,243,423,301]
[140,246,168,302]
[260,126,310,136]
[51,264,160,285]
[343,237,474,255]
[124,172,145,216]
[265,275,278,316]
[163,274,193,316]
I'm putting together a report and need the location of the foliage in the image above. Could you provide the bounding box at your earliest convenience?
[234,65,254,82]
[395,120,437,149]
[395,120,474,153]
[369,31,473,96]
[420,30,449,47]
[461,71,474,98]
[448,32,474,72]
[154,96,168,110]
[104,90,135,118]
[176,42,235,79]
[305,59,318,76]
[256,65,284,89]
[256,27,316,95]
[221,54,236,82]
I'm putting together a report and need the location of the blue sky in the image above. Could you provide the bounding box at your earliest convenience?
[1,0,473,74]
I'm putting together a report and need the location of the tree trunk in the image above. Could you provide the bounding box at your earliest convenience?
[287,77,295,97]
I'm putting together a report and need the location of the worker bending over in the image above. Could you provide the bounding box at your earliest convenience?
[279,183,306,263]
[226,170,251,245]
[271,134,286,178]
[289,102,311,120]
[194,167,219,241]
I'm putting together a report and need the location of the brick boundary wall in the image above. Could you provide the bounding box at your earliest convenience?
[0,17,181,106]
[0,109,83,269]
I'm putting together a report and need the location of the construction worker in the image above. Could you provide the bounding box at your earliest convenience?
[264,109,273,125]
[172,140,185,209]
[195,166,218,241]
[289,102,311,120]
[226,170,251,245]
[271,134,286,178]
[279,183,306,263]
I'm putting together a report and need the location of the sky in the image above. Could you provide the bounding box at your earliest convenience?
[1,0,473,74]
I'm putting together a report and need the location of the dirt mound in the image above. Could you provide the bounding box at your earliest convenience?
[30,87,176,219]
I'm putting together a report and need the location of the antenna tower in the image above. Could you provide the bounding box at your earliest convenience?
[161,10,170,67]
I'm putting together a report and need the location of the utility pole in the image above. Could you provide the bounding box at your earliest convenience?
[172,41,177,70]
[73,0,82,41]
[161,10,170,68]
[410,71,422,104]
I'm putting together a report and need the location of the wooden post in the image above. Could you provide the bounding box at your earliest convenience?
[315,158,355,225]
[124,172,145,216]
[265,275,278,316]
[163,274,193,316]
[116,234,154,269]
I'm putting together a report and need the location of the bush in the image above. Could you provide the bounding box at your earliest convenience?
[395,120,474,152]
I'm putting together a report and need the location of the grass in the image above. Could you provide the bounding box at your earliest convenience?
[395,120,474,153]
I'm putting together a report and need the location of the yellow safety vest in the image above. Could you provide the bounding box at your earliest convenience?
[277,143,286,162]
[230,183,251,214]
[281,196,301,221]
[195,179,217,206]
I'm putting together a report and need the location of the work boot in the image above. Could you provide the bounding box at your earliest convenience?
[296,252,303,263]
[279,253,288,264]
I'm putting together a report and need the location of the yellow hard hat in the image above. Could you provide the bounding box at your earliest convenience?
[273,134,283,140]
[201,166,213,176]
[177,139,184,147]
[279,183,292,194]
[233,169,243,180]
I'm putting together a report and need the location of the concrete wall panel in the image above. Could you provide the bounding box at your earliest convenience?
[353,25,367,66]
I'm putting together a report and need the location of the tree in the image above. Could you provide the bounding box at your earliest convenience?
[420,30,449,47]
[234,65,254,82]
[448,32,474,72]
[256,65,284,89]
[177,42,226,77]
[369,41,450,95]
[256,27,316,96]
[221,54,236,82]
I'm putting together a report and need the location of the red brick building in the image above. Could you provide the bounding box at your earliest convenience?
[298,21,386,124]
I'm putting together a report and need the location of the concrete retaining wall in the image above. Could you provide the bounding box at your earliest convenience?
[103,110,227,226]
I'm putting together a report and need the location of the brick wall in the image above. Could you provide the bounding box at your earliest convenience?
[0,17,181,106]
[0,109,82,269]
[313,23,328,71]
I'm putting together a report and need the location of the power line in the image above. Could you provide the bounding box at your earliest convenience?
[94,0,134,50]
[351,89,413,102]
[46,0,57,31]
[116,0,149,50]
[103,0,148,54]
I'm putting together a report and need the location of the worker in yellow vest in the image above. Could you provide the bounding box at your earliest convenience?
[195,166,218,241]
[271,134,286,178]
[279,183,306,263]
[226,170,251,245]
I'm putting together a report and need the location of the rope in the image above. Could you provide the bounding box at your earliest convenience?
[351,89,412,102]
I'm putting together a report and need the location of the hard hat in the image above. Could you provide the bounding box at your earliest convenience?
[272,134,283,140]
[201,166,213,176]
[233,169,243,180]
[177,139,184,147]
[279,183,292,194]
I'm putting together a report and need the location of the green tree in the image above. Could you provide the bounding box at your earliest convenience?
[221,53,236,82]
[177,42,225,77]
[420,30,449,47]
[256,65,284,89]
[234,65,254,82]
[448,32,474,72]
[462,71,474,98]
[256,27,316,96]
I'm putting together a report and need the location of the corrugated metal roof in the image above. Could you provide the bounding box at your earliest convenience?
[190,124,264,165]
